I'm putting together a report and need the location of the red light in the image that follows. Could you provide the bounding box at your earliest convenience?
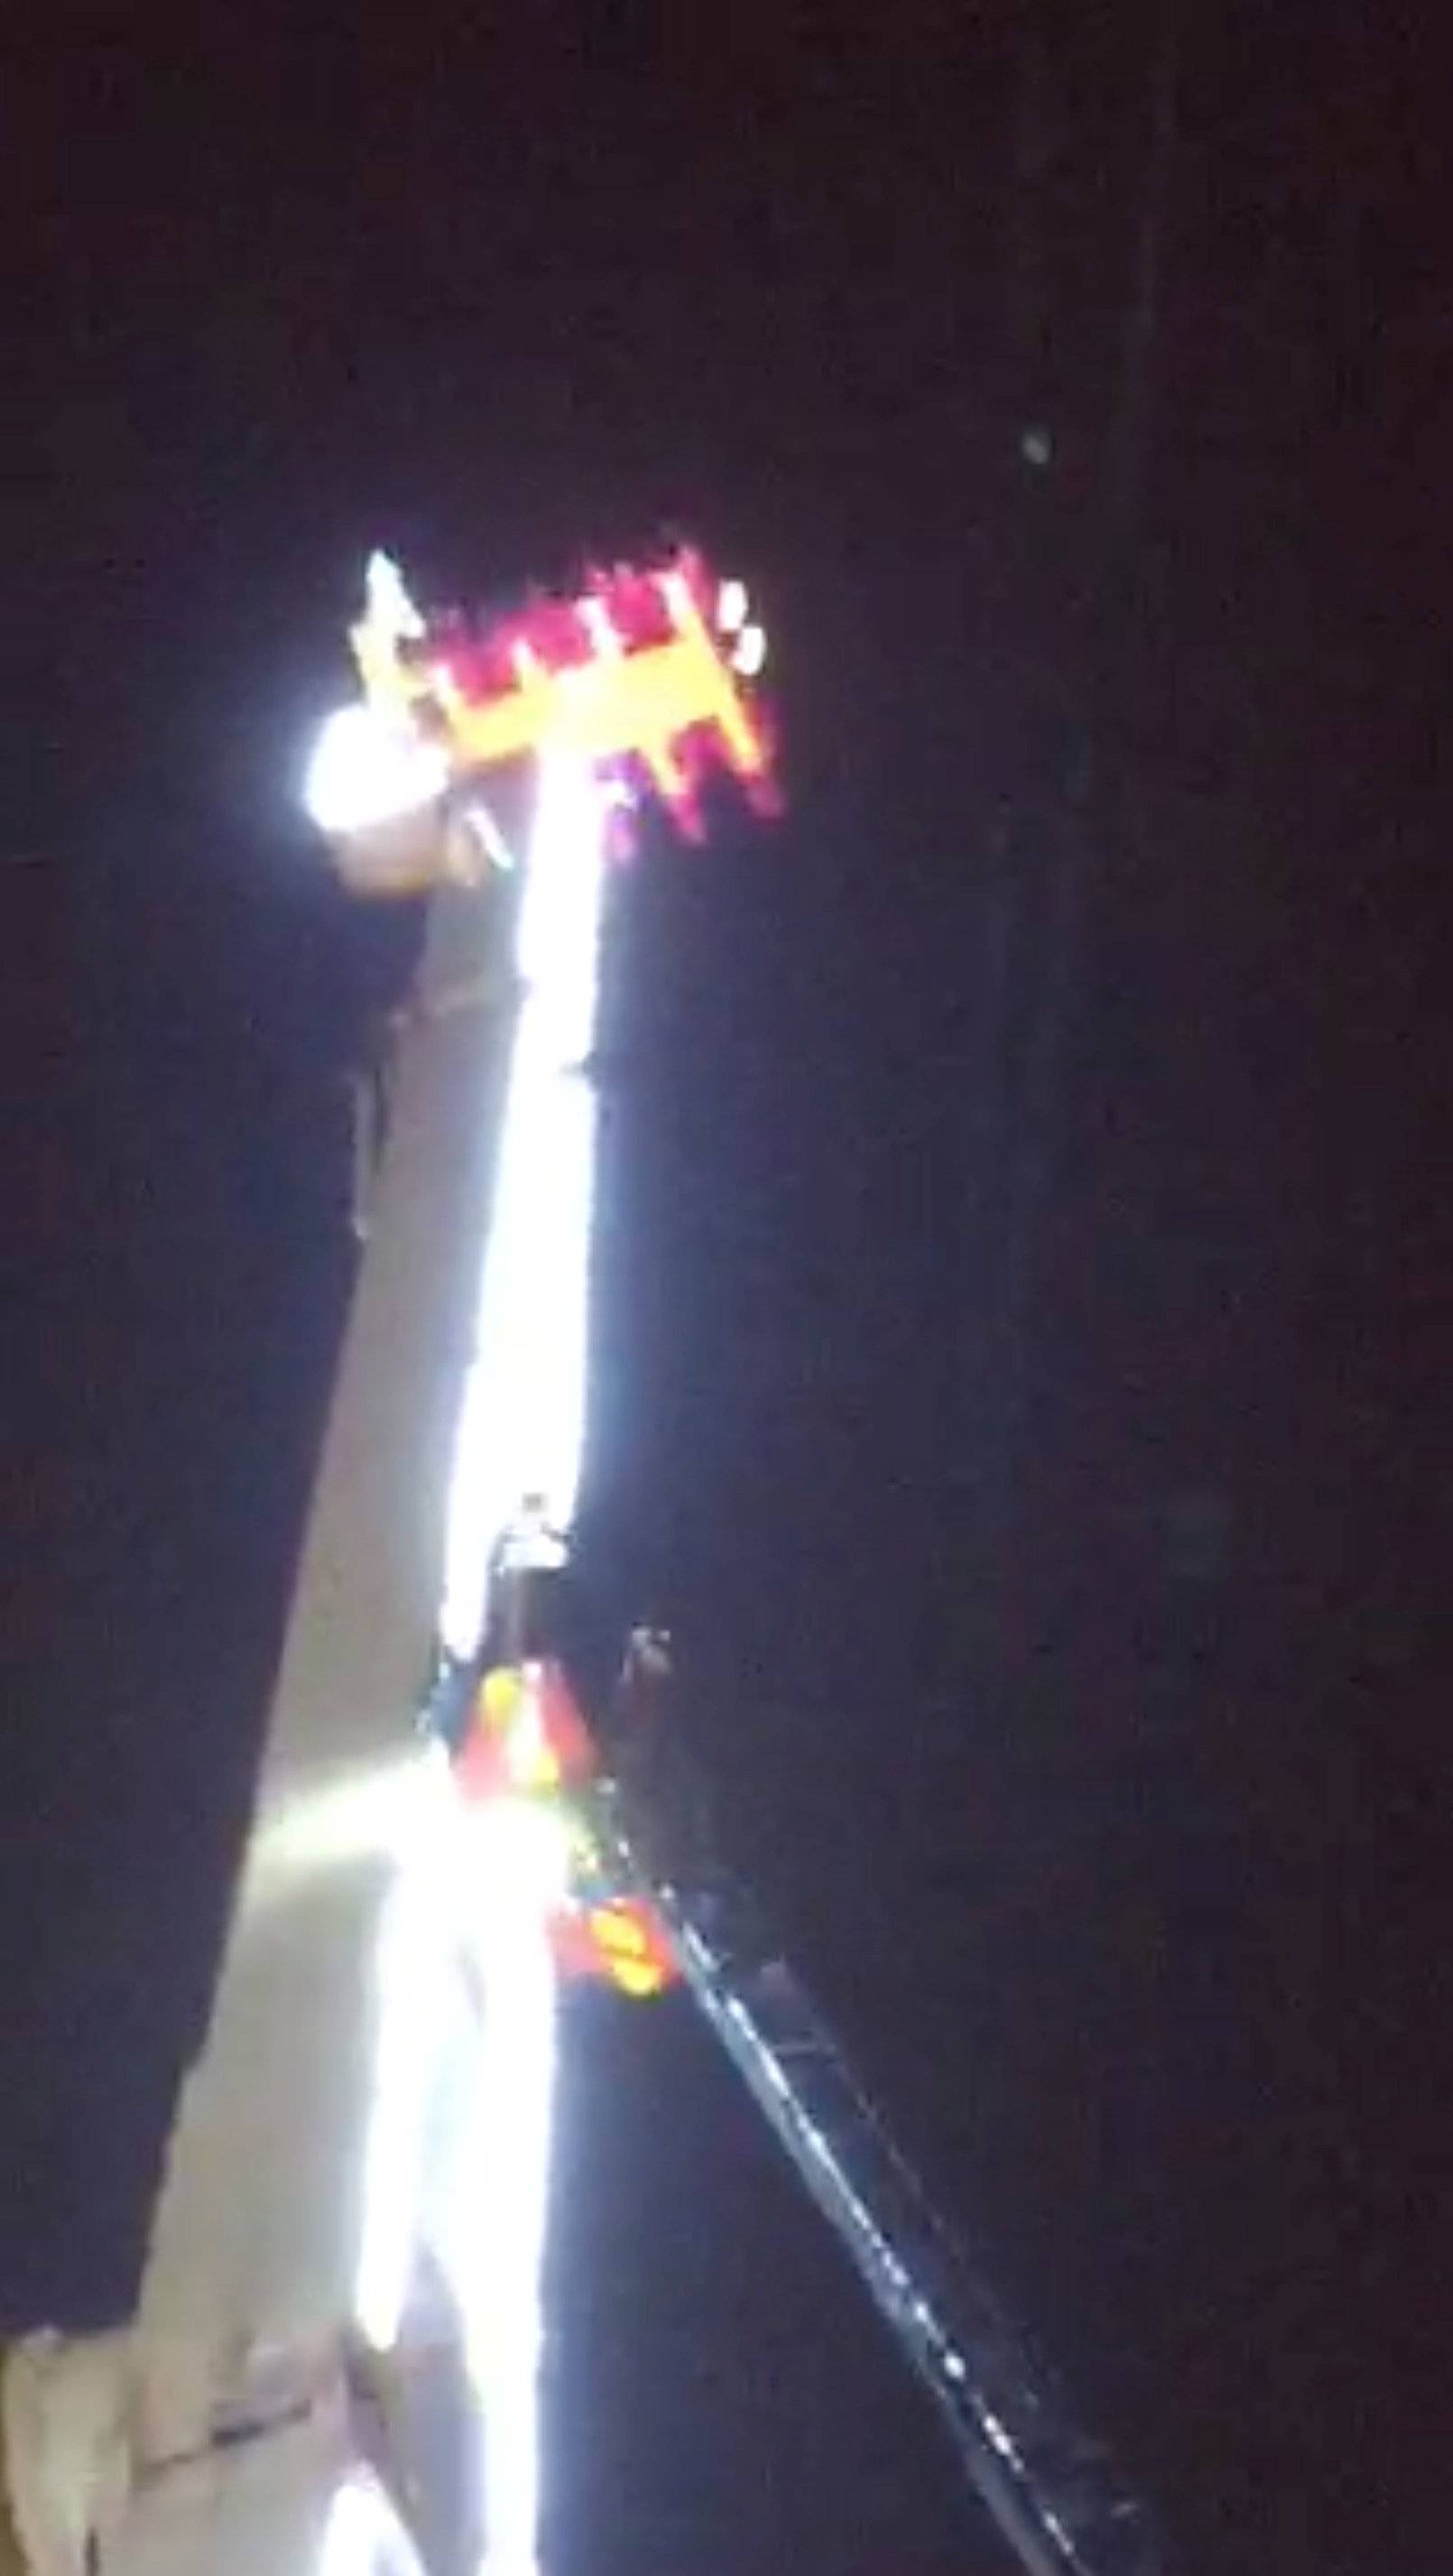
[347,543,781,847]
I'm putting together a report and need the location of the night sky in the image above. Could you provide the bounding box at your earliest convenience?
[6,8,1450,2574]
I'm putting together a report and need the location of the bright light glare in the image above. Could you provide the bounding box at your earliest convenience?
[731,623,767,679]
[439,753,608,1664]
[431,755,609,2575]
[578,596,621,657]
[469,1794,572,1931]
[436,1800,564,2576]
[353,1758,460,2353]
[303,703,449,836]
[247,1750,440,1904]
[717,578,748,634]
[365,551,425,643]
[318,2471,423,2576]
[353,748,610,2576]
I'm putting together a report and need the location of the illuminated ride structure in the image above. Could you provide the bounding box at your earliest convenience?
[1,551,1163,2576]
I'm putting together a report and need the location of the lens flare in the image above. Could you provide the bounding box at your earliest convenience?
[355,756,611,2576]
[303,704,449,837]
[440,754,609,1665]
[318,2469,422,2576]
[438,1800,569,2576]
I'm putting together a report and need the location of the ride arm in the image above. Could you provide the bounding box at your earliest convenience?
[584,1727,1166,2576]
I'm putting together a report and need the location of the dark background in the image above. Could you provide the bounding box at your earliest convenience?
[5,6,1448,2573]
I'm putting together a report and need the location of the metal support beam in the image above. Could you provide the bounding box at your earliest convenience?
[585,1673,1166,2576]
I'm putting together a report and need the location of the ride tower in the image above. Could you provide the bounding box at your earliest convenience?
[3,543,1163,2576]
[0,545,774,2576]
